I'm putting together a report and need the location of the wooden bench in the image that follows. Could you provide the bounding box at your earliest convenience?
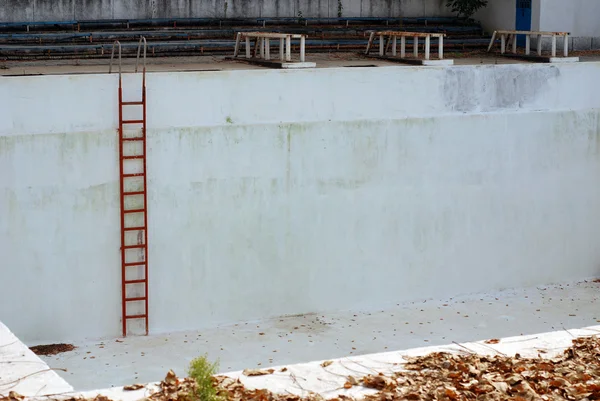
[487,30,571,57]
[234,32,307,62]
[365,31,446,60]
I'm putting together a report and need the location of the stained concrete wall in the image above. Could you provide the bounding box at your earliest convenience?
[2,63,600,343]
[0,0,451,22]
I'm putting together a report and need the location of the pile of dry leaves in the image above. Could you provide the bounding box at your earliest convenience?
[29,343,75,356]
[143,336,600,400]
[361,336,600,400]
[4,336,600,401]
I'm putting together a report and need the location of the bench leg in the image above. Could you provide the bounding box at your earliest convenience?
[400,36,405,58]
[365,32,375,55]
[253,38,259,58]
[413,36,418,58]
[265,38,270,60]
[487,31,496,53]
[233,32,241,57]
[259,38,264,58]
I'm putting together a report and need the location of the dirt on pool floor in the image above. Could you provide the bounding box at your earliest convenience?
[29,343,76,356]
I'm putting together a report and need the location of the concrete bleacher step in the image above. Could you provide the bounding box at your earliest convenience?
[0,25,483,45]
[0,16,487,59]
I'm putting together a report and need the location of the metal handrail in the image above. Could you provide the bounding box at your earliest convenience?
[109,40,121,78]
[135,36,147,73]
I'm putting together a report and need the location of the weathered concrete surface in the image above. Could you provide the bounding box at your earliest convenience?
[2,62,600,343]
[0,53,536,77]
[0,0,452,22]
[39,281,600,391]
[0,321,73,396]
[31,324,600,400]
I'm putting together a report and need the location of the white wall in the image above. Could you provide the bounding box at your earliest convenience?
[475,0,543,34]
[475,0,515,33]
[540,0,600,37]
[539,0,600,49]
[2,63,600,343]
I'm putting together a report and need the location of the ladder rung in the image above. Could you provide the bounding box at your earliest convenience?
[124,226,146,231]
[122,101,143,106]
[123,208,145,213]
[124,191,145,196]
[122,119,144,124]
[123,155,144,160]
[125,314,147,319]
[124,260,146,266]
[125,279,146,284]
[125,297,146,302]
[122,137,145,142]
[123,244,146,250]
[123,173,144,178]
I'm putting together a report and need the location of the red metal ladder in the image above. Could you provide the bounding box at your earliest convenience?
[110,38,149,337]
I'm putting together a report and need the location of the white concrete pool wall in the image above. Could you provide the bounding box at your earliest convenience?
[2,62,600,343]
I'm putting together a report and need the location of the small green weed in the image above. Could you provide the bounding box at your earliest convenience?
[188,355,221,401]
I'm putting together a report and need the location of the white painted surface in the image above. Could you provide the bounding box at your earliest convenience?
[475,0,516,33]
[40,280,600,391]
[33,323,600,400]
[2,63,600,343]
[540,0,600,37]
[0,321,73,396]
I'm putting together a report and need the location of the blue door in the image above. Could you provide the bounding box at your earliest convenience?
[515,0,532,47]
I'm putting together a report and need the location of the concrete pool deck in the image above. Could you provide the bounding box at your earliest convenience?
[35,279,600,391]
[2,51,600,76]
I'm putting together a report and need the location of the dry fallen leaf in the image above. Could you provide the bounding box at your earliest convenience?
[243,368,274,376]
[1,392,24,401]
[280,367,288,372]
[485,338,501,344]
[123,384,145,391]
[320,360,333,368]
[343,381,353,389]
